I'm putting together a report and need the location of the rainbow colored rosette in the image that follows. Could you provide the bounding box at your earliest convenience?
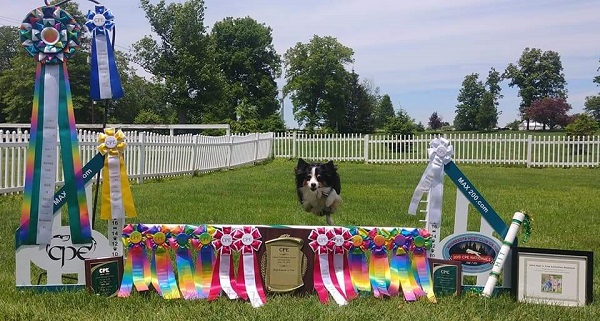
[118,224,151,297]
[389,228,419,301]
[169,225,199,300]
[308,227,348,306]
[327,227,357,301]
[191,225,216,299]
[208,226,239,300]
[146,225,180,299]
[85,4,124,100]
[348,227,371,293]
[98,128,136,220]
[18,5,89,245]
[232,226,267,308]
[367,228,392,298]
[412,229,436,303]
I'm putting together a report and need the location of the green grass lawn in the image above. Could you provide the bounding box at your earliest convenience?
[1,159,598,320]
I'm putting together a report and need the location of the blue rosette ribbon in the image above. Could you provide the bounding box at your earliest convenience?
[85,5,124,100]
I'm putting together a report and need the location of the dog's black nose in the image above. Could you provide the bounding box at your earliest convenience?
[310,183,317,189]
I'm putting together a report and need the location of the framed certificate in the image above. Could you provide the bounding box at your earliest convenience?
[85,256,124,297]
[429,258,462,296]
[511,247,593,307]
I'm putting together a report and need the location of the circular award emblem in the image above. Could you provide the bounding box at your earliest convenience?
[316,234,329,246]
[333,235,344,247]
[153,232,166,245]
[129,231,142,244]
[241,233,253,246]
[104,136,118,149]
[351,235,363,247]
[221,234,233,247]
[373,234,386,247]
[41,27,60,46]
[436,145,447,157]
[93,13,106,27]
[198,232,212,246]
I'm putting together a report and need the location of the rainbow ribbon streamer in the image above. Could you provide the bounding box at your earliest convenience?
[98,128,136,220]
[191,225,215,299]
[368,228,392,298]
[308,227,348,306]
[119,224,151,297]
[348,227,371,293]
[147,226,180,299]
[327,227,357,301]
[208,226,238,300]
[389,229,418,301]
[18,6,90,245]
[85,5,124,100]
[232,226,267,308]
[171,225,198,300]
[412,229,436,303]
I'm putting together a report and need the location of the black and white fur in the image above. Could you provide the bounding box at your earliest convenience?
[295,158,342,225]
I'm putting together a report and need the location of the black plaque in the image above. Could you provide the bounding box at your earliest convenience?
[429,258,462,296]
[85,256,124,297]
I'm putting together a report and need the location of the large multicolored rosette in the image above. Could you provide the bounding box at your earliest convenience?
[20,6,80,64]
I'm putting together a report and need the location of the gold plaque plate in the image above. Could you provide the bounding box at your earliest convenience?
[261,235,307,292]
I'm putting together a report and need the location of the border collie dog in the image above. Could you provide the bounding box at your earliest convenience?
[295,158,342,225]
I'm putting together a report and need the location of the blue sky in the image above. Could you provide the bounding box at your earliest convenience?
[3,0,600,128]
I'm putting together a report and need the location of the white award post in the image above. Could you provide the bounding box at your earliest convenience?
[482,211,526,297]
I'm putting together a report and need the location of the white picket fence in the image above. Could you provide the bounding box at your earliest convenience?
[273,132,600,167]
[0,130,273,194]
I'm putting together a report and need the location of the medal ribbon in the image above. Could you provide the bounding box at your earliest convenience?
[98,128,136,220]
[170,225,198,300]
[348,227,371,292]
[19,6,90,245]
[408,138,453,224]
[147,226,180,299]
[412,229,436,303]
[327,227,357,301]
[85,5,124,100]
[232,226,267,308]
[208,226,238,300]
[308,227,348,306]
[368,228,392,298]
[191,225,216,299]
[119,224,151,297]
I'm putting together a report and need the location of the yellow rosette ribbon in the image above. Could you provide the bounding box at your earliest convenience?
[98,128,136,219]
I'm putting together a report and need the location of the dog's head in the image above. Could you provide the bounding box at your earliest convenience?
[295,158,340,193]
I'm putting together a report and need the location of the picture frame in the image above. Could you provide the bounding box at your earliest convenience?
[85,256,124,297]
[429,258,462,296]
[511,247,593,307]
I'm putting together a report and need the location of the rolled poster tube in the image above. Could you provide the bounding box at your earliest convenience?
[482,211,526,297]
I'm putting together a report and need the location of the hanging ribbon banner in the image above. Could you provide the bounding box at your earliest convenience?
[408,138,453,224]
[171,225,198,300]
[146,226,180,299]
[191,225,215,299]
[208,226,238,300]
[348,227,370,293]
[85,5,124,100]
[98,128,136,220]
[412,230,436,303]
[18,5,90,245]
[119,224,151,297]
[368,228,392,298]
[232,226,267,308]
[308,227,347,306]
[327,227,357,301]
[389,229,420,301]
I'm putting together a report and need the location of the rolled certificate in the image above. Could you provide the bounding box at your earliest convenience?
[482,211,526,297]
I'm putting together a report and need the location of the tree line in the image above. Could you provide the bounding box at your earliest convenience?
[1,0,599,136]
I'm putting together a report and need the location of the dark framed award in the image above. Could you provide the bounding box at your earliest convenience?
[85,256,124,297]
[429,258,462,296]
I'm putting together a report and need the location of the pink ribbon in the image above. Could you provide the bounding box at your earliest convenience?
[208,226,238,300]
[308,227,348,306]
[327,227,358,301]
[232,226,267,308]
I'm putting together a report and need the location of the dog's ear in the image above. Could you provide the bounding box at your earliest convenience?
[325,160,336,170]
[297,158,308,168]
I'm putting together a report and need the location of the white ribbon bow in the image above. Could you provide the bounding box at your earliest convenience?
[408,138,454,224]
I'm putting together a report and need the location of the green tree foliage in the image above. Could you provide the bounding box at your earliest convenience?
[525,97,571,130]
[584,59,600,122]
[341,71,375,133]
[476,92,498,130]
[384,109,416,136]
[211,16,281,123]
[504,48,567,128]
[374,94,395,129]
[134,0,225,124]
[0,26,19,73]
[565,114,599,137]
[283,35,354,132]
[454,74,485,131]
[428,112,442,130]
